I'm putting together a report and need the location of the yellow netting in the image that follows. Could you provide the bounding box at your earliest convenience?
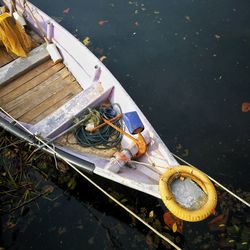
[0,12,33,57]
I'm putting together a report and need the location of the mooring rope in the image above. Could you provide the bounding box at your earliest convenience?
[171,153,250,208]
[129,154,250,209]
[0,107,181,250]
[130,157,250,208]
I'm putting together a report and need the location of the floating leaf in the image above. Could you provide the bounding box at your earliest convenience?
[88,236,94,244]
[120,198,128,203]
[57,161,69,173]
[214,34,221,39]
[241,102,250,112]
[83,37,90,46]
[149,210,155,218]
[63,8,70,14]
[67,177,77,190]
[42,185,54,194]
[208,210,229,232]
[98,20,109,26]
[208,214,225,225]
[163,211,183,233]
[99,56,107,62]
[58,226,67,235]
[6,220,16,229]
[134,21,139,26]
[145,232,154,247]
[172,222,177,233]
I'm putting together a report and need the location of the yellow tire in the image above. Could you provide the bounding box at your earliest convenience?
[159,165,217,222]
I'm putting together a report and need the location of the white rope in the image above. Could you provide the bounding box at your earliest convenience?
[128,156,250,209]
[0,107,181,250]
[129,160,162,174]
[172,153,250,208]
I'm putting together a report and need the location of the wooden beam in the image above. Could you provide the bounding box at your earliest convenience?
[30,82,113,138]
[0,44,50,86]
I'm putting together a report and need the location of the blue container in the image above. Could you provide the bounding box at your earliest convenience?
[123,111,144,134]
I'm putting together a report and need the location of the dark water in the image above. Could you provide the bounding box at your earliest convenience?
[1,0,250,249]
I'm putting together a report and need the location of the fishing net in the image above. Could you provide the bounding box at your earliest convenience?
[0,12,33,57]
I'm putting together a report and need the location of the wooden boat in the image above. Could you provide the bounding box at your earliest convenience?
[0,0,217,222]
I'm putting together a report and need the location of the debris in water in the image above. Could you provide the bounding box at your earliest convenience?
[134,21,139,26]
[83,37,90,46]
[98,20,109,26]
[214,34,221,39]
[241,102,250,112]
[63,8,70,14]
[163,211,183,233]
[99,55,107,62]
[208,209,229,232]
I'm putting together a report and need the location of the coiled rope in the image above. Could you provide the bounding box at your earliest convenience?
[75,103,123,149]
[0,107,181,250]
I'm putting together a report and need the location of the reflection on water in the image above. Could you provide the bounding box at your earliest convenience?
[1,0,250,249]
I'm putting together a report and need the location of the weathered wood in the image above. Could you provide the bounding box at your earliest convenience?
[0,60,54,98]
[0,44,50,86]
[30,82,113,138]
[0,63,65,104]
[19,81,82,123]
[3,67,70,114]
[8,74,72,119]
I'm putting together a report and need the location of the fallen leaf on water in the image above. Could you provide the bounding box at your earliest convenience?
[88,236,94,244]
[241,102,250,112]
[63,8,70,14]
[172,222,177,233]
[6,220,16,229]
[145,232,154,247]
[42,185,54,194]
[214,34,221,39]
[83,37,90,46]
[98,20,109,26]
[99,56,107,62]
[208,209,229,232]
[58,226,67,235]
[163,211,183,233]
[149,210,155,218]
[57,161,69,173]
[208,214,225,225]
[120,198,128,203]
[67,177,77,190]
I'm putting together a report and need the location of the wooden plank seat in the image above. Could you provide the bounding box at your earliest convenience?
[30,82,114,138]
[0,43,50,86]
[0,59,84,124]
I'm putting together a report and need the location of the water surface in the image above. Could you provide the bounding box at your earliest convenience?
[1,0,250,249]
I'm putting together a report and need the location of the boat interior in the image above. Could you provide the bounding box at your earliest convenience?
[0,30,83,125]
[0,23,169,192]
